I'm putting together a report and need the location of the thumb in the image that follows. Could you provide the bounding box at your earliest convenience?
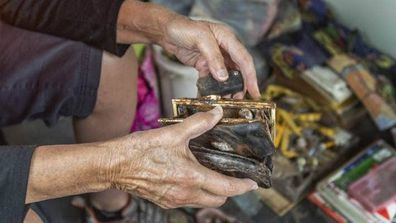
[178,106,223,140]
[197,36,228,81]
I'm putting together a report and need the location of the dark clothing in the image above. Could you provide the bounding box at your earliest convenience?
[0,21,102,127]
[0,146,35,223]
[0,0,128,221]
[0,0,128,56]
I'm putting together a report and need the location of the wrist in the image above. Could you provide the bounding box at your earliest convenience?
[100,134,142,191]
[93,142,115,191]
[117,1,178,44]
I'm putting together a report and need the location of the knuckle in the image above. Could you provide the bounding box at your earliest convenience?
[204,111,218,123]
[171,187,206,207]
[220,24,235,35]
[159,203,172,209]
[191,171,204,183]
[195,26,212,39]
[173,199,185,206]
[173,169,189,181]
[174,193,190,206]
[191,112,213,128]
[201,116,213,127]
[165,203,176,209]
[174,135,187,145]
[168,192,186,206]
[184,171,197,182]
[223,182,238,195]
[214,197,227,207]
[242,54,254,65]
[167,191,177,202]
[207,197,227,208]
[181,170,203,186]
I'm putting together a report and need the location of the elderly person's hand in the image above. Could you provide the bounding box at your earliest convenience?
[104,107,257,208]
[26,107,257,208]
[117,1,260,99]
[160,18,260,99]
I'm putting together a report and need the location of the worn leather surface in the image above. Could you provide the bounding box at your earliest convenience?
[190,122,275,188]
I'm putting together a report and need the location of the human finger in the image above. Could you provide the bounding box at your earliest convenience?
[198,166,258,197]
[176,106,223,140]
[210,24,260,98]
[195,29,229,82]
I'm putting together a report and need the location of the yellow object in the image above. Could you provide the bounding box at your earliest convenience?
[295,113,322,122]
[280,128,298,158]
[318,127,336,137]
[262,84,345,160]
[313,31,343,56]
[300,121,318,129]
[271,45,300,79]
[263,85,300,99]
[278,109,302,136]
[275,124,285,148]
[375,55,395,69]
[321,141,336,149]
[132,44,146,61]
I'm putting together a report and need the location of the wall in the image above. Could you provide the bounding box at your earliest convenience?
[325,0,396,58]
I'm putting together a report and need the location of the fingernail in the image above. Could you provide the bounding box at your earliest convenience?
[251,183,258,190]
[209,105,223,116]
[217,69,228,81]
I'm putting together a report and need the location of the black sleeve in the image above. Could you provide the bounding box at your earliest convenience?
[0,145,35,223]
[0,0,129,56]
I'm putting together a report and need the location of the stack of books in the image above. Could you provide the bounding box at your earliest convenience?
[308,140,396,223]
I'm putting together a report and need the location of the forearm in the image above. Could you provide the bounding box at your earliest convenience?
[116,0,180,45]
[25,142,111,204]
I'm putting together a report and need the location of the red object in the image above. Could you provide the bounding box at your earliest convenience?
[308,192,347,223]
[348,157,396,212]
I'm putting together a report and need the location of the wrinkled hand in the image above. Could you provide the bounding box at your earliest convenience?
[117,1,260,98]
[105,107,258,209]
[159,16,260,99]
